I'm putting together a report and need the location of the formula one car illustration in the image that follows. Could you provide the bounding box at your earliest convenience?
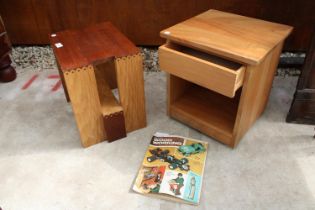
[178,143,206,156]
[147,148,190,171]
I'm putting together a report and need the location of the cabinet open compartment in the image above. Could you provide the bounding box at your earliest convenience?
[168,75,242,145]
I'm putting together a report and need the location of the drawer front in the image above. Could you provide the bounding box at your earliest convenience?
[158,44,245,98]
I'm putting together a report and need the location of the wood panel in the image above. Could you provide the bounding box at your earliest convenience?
[94,58,117,89]
[232,42,284,146]
[94,64,123,116]
[170,84,241,145]
[161,10,292,65]
[167,74,192,115]
[0,0,42,44]
[0,0,312,51]
[0,0,209,45]
[159,43,245,98]
[208,0,312,51]
[49,21,139,71]
[63,65,105,147]
[55,60,70,102]
[0,15,16,82]
[0,16,5,34]
[286,93,315,125]
[115,53,147,132]
[0,18,10,59]
[51,21,147,146]
[287,30,315,124]
[160,10,291,148]
[94,64,126,141]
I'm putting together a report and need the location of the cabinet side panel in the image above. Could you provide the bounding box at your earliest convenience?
[167,74,193,115]
[259,42,284,113]
[233,42,284,147]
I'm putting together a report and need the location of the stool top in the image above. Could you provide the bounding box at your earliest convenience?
[160,10,293,65]
[50,22,139,71]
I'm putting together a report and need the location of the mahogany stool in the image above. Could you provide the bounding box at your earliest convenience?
[50,22,146,147]
[159,10,292,148]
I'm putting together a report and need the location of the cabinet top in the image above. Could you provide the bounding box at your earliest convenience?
[50,22,139,71]
[160,10,293,65]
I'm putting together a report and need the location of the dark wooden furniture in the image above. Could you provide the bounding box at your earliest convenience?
[0,16,16,82]
[0,0,314,51]
[287,31,315,125]
[50,22,146,147]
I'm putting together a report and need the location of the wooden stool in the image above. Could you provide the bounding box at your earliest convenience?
[158,10,292,148]
[50,22,146,147]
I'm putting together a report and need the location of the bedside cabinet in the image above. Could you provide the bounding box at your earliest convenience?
[158,10,293,148]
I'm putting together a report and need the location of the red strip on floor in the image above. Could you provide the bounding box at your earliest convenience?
[51,80,62,91]
[47,75,60,79]
[22,75,39,90]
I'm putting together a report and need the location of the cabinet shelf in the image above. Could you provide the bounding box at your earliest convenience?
[169,80,241,145]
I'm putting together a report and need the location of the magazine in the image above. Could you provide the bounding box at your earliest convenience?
[133,132,208,205]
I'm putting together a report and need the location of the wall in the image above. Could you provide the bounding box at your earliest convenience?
[0,0,314,51]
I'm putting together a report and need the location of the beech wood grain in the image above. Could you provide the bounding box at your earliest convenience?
[161,10,292,65]
[159,43,245,98]
[160,10,292,147]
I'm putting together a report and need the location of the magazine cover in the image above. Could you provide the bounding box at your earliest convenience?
[133,132,208,205]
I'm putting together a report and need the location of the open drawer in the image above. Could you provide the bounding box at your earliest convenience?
[158,43,245,98]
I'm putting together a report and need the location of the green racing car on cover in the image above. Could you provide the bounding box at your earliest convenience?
[178,143,206,156]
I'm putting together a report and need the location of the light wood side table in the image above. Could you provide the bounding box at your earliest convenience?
[50,22,146,147]
[158,10,293,148]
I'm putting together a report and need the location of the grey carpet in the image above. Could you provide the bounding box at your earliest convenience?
[0,68,314,209]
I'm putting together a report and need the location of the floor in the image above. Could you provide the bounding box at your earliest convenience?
[0,48,315,210]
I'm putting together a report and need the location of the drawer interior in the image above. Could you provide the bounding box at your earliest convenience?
[165,42,243,71]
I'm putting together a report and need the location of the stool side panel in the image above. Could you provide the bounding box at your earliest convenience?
[232,42,284,147]
[115,54,147,132]
[64,65,105,147]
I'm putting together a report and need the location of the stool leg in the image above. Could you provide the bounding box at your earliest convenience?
[56,61,70,102]
[115,53,147,132]
[63,65,105,147]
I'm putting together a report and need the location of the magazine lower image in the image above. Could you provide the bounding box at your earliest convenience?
[133,132,208,205]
